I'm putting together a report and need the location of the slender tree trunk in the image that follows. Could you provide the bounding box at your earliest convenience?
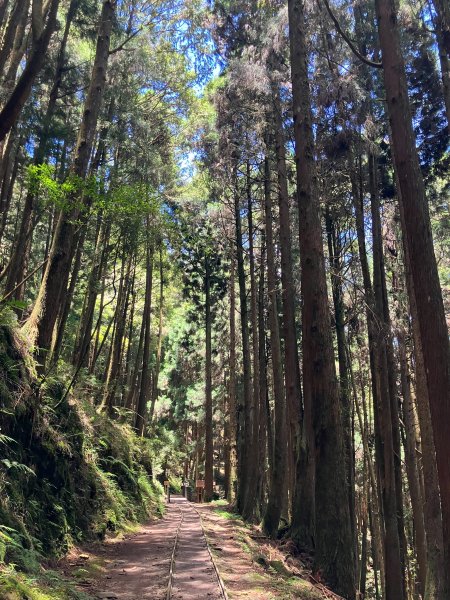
[325,208,356,560]
[204,257,214,502]
[73,219,111,369]
[121,265,136,405]
[135,220,154,435]
[0,0,29,78]
[398,331,427,598]
[257,241,268,507]
[234,176,252,514]
[430,0,450,129]
[90,273,106,374]
[51,228,86,362]
[0,0,10,31]
[369,153,405,600]
[149,248,164,423]
[125,293,146,412]
[271,81,303,522]
[262,156,287,539]
[225,256,237,501]
[402,231,446,600]
[242,162,260,520]
[103,251,133,412]
[0,132,19,247]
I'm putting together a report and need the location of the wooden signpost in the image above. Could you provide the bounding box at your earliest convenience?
[196,479,205,503]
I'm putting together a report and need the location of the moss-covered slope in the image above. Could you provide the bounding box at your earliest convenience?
[0,324,164,597]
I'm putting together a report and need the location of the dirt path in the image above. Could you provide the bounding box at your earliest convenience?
[63,499,335,600]
[170,497,222,600]
[67,496,223,600]
[74,502,179,599]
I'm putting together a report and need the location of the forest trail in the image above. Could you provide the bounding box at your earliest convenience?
[69,497,223,600]
[64,498,331,600]
[170,497,223,600]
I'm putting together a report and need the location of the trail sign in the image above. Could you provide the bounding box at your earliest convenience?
[196,480,205,488]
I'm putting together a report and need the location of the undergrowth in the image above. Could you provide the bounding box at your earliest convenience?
[0,322,165,598]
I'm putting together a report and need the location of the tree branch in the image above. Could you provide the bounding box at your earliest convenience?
[321,0,383,69]
[109,27,142,55]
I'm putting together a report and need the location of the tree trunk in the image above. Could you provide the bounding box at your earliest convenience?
[0,0,60,142]
[149,247,164,423]
[103,251,133,412]
[401,229,446,600]
[225,256,237,501]
[0,0,29,78]
[51,228,86,362]
[204,257,214,502]
[0,0,10,31]
[233,176,252,514]
[271,81,303,523]
[375,0,450,582]
[4,0,79,299]
[398,331,427,597]
[369,153,406,600]
[23,0,116,366]
[262,156,287,539]
[242,162,260,521]
[431,0,450,129]
[257,238,268,507]
[134,220,154,435]
[73,219,111,369]
[325,208,356,561]
[287,0,355,594]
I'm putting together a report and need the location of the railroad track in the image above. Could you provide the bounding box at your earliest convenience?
[165,498,228,600]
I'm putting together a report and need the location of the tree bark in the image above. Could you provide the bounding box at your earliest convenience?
[287,0,355,594]
[23,0,116,366]
[271,80,303,523]
[369,153,406,600]
[73,219,111,369]
[233,176,252,514]
[431,0,450,126]
[225,256,237,501]
[134,220,154,435]
[0,0,29,79]
[204,256,214,502]
[262,155,287,539]
[242,162,260,521]
[4,0,79,299]
[398,330,427,598]
[103,251,133,412]
[149,247,164,423]
[401,227,446,600]
[325,208,356,561]
[375,0,450,583]
[0,0,60,142]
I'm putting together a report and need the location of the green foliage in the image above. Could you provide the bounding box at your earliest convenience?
[0,564,92,599]
[0,460,35,477]
[26,165,100,214]
[0,326,164,583]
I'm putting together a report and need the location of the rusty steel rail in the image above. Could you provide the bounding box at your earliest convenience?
[165,503,184,600]
[191,503,229,600]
